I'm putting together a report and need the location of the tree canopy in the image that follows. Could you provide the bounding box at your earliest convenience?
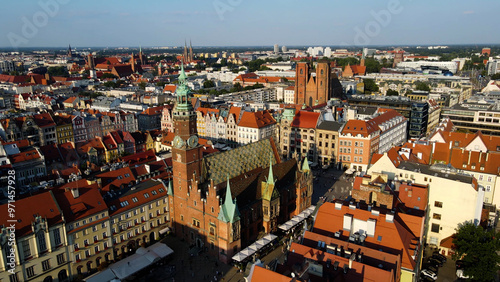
[363,79,379,94]
[386,89,399,96]
[48,66,69,77]
[452,221,500,281]
[414,81,431,92]
[491,73,500,80]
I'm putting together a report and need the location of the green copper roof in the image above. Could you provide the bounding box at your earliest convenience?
[174,62,193,112]
[218,177,240,223]
[167,179,174,196]
[282,108,295,121]
[266,154,275,185]
[302,157,310,172]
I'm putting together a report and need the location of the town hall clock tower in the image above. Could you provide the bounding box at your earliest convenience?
[169,63,204,240]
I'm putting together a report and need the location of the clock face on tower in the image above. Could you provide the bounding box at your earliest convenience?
[187,135,199,148]
[173,136,184,149]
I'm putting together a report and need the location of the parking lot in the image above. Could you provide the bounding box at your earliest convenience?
[420,247,457,282]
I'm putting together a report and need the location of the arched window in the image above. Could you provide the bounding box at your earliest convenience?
[300,69,303,75]
[321,69,324,75]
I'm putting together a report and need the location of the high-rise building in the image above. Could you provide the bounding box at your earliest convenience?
[274,44,279,53]
[281,46,288,53]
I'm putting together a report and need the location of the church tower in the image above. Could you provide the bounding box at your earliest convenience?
[170,63,204,241]
[294,157,313,216]
[189,40,194,62]
[316,61,331,105]
[294,62,309,105]
[68,44,73,57]
[183,40,189,63]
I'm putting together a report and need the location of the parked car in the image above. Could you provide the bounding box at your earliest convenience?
[432,252,447,263]
[421,269,438,281]
[427,258,443,267]
[425,265,439,274]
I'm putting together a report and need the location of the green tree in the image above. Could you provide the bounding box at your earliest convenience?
[415,81,431,92]
[101,73,117,79]
[203,80,215,88]
[364,57,382,73]
[230,82,243,92]
[386,89,399,96]
[452,222,500,281]
[138,82,146,90]
[491,73,500,80]
[363,79,379,94]
[48,66,69,77]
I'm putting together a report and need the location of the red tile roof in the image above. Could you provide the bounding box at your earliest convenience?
[97,166,136,192]
[341,119,379,138]
[291,111,321,129]
[53,183,107,223]
[0,191,63,238]
[313,202,423,271]
[397,183,428,211]
[122,149,157,166]
[238,110,276,128]
[106,179,167,216]
[34,113,56,128]
[10,149,42,164]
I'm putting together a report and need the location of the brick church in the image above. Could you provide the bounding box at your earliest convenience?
[168,65,313,263]
[294,61,344,106]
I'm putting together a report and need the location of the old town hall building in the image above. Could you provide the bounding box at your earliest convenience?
[169,65,313,263]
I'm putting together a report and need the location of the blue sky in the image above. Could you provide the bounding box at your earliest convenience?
[1,0,498,48]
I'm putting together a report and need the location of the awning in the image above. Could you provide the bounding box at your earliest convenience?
[279,205,316,232]
[232,234,278,262]
[84,243,174,281]
[159,227,171,235]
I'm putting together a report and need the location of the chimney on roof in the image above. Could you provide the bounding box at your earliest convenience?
[71,188,79,199]
[468,150,471,165]
[343,214,353,231]
[417,152,422,160]
[335,201,342,210]
[386,212,394,223]
[449,141,452,149]
[367,218,376,237]
[349,253,355,269]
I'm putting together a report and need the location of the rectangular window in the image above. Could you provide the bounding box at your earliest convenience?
[26,266,35,278]
[431,223,440,233]
[434,201,443,208]
[38,233,47,252]
[57,253,65,265]
[433,213,441,220]
[53,228,61,246]
[9,273,19,282]
[42,259,51,271]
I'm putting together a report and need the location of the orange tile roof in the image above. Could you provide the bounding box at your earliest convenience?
[238,110,276,128]
[53,184,107,223]
[0,191,63,238]
[97,166,136,192]
[449,149,500,175]
[122,149,157,166]
[397,183,428,211]
[163,84,177,92]
[10,149,42,164]
[106,179,167,216]
[342,119,379,138]
[288,242,395,282]
[250,265,292,282]
[291,111,320,129]
[313,202,423,271]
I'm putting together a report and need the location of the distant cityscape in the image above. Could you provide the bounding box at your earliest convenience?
[0,37,499,282]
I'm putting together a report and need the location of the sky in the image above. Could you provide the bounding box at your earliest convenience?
[0,0,498,48]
